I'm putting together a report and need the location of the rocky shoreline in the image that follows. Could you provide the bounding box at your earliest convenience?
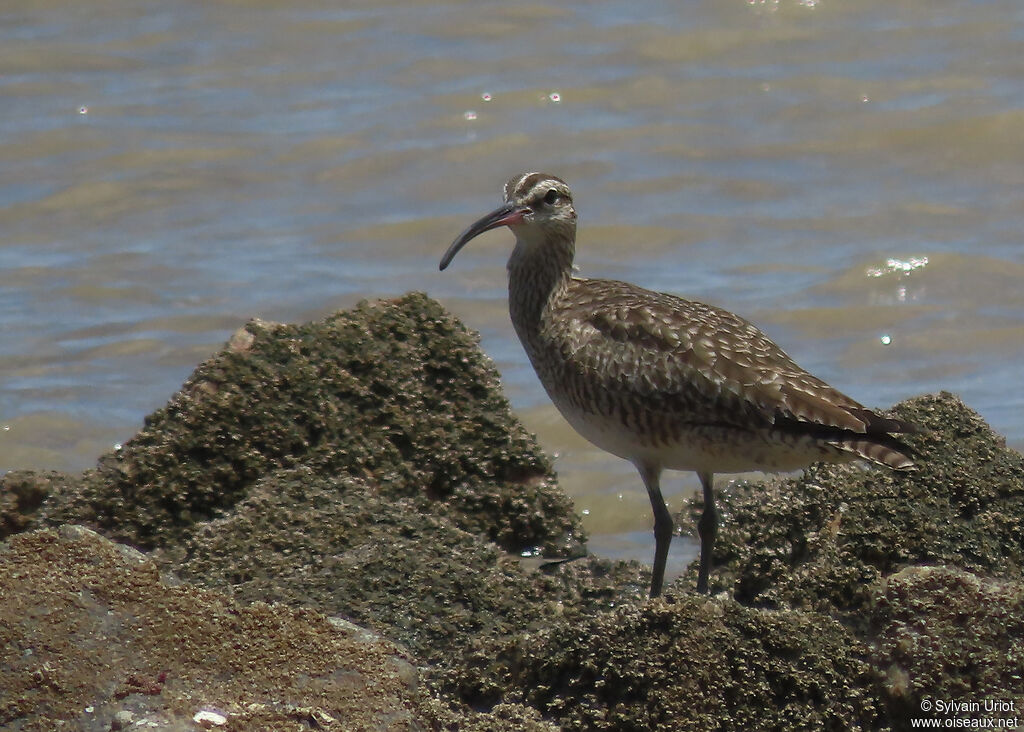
[2,293,1021,731]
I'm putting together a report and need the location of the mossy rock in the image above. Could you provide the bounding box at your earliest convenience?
[160,467,645,666]
[686,392,1024,615]
[5,293,582,557]
[869,566,1024,729]
[0,526,427,731]
[444,596,888,731]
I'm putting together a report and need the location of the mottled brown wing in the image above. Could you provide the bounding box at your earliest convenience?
[546,278,891,436]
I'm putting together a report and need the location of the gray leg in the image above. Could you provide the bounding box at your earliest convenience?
[636,461,672,599]
[696,471,717,594]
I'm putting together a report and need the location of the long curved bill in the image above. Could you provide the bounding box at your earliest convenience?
[439,203,526,271]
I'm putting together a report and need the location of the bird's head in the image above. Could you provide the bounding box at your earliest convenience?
[439,172,576,271]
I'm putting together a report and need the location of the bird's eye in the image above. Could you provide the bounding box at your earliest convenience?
[544,188,559,205]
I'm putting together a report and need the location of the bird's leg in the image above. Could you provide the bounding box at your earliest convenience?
[696,470,717,594]
[636,461,672,599]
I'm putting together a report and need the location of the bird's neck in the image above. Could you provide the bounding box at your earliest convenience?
[506,231,575,341]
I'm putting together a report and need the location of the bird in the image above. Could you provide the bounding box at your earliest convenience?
[439,171,917,598]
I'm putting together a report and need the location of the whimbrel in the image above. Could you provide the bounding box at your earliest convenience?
[440,172,916,598]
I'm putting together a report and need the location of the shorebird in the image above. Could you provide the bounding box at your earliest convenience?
[440,172,916,598]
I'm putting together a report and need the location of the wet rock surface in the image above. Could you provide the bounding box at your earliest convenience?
[2,293,1021,731]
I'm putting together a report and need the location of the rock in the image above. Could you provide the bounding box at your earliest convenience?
[0,525,425,731]
[110,709,134,730]
[157,469,644,667]
[2,295,1021,731]
[12,293,582,557]
[870,566,1024,724]
[443,595,888,731]
[0,470,81,539]
[0,294,609,731]
[686,392,1024,615]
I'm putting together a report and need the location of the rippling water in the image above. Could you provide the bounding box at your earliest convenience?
[3,0,1022,572]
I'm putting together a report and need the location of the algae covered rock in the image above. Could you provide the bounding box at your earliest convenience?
[691,392,1024,614]
[3,291,1022,732]
[9,293,582,556]
[870,566,1024,727]
[0,470,70,537]
[445,596,888,731]
[0,525,425,732]
[159,464,646,667]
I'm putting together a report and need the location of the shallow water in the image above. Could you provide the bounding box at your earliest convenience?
[3,0,1022,575]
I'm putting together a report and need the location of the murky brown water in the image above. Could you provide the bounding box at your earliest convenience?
[3,0,1022,573]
